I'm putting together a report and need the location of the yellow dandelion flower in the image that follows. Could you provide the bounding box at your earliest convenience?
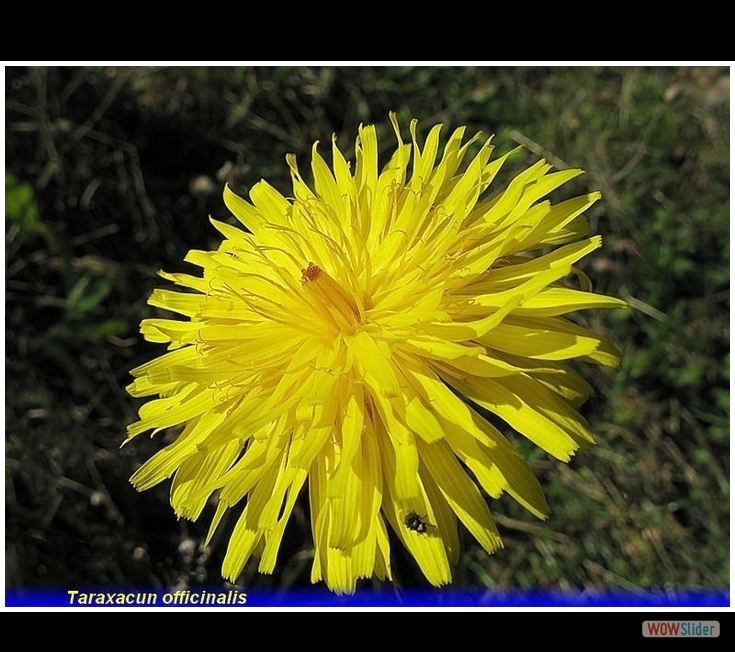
[125,113,626,594]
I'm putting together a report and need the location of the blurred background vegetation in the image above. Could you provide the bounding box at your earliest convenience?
[5,65,729,602]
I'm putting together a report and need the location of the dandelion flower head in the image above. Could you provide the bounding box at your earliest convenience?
[126,113,625,594]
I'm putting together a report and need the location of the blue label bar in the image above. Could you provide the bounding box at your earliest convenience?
[5,587,729,608]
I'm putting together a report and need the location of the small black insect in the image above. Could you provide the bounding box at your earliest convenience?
[404,510,430,534]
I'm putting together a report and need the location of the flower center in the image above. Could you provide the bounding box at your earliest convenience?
[301,262,362,334]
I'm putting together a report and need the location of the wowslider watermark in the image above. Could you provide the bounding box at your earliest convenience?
[642,621,719,638]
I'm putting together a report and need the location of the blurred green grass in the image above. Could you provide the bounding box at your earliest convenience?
[5,65,729,597]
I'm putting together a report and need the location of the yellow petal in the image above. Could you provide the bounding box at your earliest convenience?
[417,438,502,554]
